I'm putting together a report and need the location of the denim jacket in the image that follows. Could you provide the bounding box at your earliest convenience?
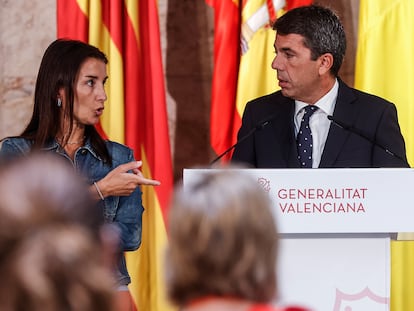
[0,137,144,286]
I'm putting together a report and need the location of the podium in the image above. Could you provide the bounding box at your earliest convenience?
[183,168,414,311]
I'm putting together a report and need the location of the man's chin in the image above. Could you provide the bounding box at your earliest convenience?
[280,88,291,97]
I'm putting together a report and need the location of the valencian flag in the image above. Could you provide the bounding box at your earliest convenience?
[207,0,312,160]
[57,1,174,311]
[355,1,414,310]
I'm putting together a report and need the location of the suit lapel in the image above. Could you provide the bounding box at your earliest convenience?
[287,119,300,167]
[261,94,299,168]
[319,80,359,167]
[280,98,300,167]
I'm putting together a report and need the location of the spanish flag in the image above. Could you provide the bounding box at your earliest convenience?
[355,1,414,310]
[57,1,174,310]
[207,0,312,160]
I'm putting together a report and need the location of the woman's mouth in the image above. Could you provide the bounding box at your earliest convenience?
[96,107,104,116]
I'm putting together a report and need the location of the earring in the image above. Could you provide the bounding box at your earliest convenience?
[57,98,62,107]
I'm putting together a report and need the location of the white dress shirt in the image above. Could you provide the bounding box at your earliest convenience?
[294,79,339,168]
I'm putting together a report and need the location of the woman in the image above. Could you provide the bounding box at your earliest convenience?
[165,169,310,311]
[0,39,160,309]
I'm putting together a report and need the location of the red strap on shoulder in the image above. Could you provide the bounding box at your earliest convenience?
[250,305,311,311]
[249,304,278,311]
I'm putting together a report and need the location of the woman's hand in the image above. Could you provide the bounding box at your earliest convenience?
[94,161,160,198]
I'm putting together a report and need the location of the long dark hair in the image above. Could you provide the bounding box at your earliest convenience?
[21,39,111,164]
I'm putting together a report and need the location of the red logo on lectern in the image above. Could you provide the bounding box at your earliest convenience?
[257,177,271,192]
[333,287,389,310]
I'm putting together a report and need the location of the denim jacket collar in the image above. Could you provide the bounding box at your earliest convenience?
[41,138,102,161]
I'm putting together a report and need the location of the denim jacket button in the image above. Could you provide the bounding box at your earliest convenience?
[81,149,87,155]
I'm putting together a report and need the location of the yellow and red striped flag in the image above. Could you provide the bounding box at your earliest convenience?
[57,1,174,311]
[355,1,414,310]
[207,0,312,161]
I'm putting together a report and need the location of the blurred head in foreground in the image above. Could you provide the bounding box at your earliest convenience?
[0,154,117,311]
[165,169,278,307]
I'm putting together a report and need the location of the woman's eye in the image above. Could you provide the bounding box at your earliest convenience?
[87,80,95,87]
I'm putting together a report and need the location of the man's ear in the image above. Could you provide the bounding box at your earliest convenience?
[318,53,334,75]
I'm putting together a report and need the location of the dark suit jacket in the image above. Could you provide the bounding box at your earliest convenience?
[232,79,409,168]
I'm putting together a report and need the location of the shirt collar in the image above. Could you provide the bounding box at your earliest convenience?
[295,78,339,116]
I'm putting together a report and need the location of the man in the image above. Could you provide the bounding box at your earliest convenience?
[232,5,409,168]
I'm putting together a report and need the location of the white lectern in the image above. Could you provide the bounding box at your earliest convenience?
[183,168,414,311]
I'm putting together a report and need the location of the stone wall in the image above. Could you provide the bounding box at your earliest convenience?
[0,0,56,139]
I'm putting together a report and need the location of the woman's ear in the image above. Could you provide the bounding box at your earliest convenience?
[57,88,65,103]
